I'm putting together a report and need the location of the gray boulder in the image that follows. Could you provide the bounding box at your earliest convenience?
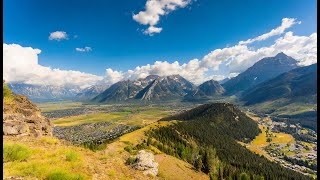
[132,150,158,177]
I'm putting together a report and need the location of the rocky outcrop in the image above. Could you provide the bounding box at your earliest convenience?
[132,150,158,177]
[3,94,53,137]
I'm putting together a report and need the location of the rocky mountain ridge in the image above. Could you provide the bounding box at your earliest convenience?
[222,52,299,95]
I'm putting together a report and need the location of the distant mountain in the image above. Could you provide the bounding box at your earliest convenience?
[241,63,317,106]
[91,80,145,103]
[75,84,109,101]
[135,75,196,101]
[183,80,224,101]
[7,83,81,102]
[219,77,231,84]
[222,52,298,95]
[91,75,197,103]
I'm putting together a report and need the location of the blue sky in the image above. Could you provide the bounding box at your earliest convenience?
[3,0,317,87]
[4,0,317,76]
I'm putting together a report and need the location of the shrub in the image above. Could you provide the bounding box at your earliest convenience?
[124,145,134,154]
[239,172,250,180]
[3,143,32,162]
[3,80,12,98]
[46,170,84,180]
[66,150,79,162]
[108,170,116,177]
[125,156,137,165]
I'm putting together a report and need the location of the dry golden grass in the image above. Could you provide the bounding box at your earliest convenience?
[251,125,294,147]
[4,119,206,180]
[155,154,209,180]
[245,112,261,122]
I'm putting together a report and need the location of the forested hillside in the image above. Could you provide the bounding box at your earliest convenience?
[146,103,311,179]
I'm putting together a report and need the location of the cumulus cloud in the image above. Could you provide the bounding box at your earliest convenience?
[75,47,92,52]
[3,43,103,89]
[239,18,301,45]
[100,19,316,85]
[49,31,68,41]
[143,26,163,35]
[133,0,191,35]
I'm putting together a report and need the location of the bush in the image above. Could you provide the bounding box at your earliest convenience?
[3,80,12,98]
[46,170,84,180]
[3,143,32,162]
[239,172,250,180]
[125,156,137,165]
[66,151,79,162]
[124,145,134,154]
[108,170,116,177]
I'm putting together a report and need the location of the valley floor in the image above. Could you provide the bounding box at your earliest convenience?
[243,113,317,178]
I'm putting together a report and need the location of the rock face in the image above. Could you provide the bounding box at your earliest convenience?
[92,74,197,103]
[133,150,158,177]
[3,94,53,137]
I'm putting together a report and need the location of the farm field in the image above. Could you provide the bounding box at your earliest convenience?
[53,107,174,127]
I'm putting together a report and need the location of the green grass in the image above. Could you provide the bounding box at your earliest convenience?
[53,108,172,127]
[66,150,80,162]
[126,157,137,165]
[3,143,32,162]
[108,170,116,177]
[46,170,85,180]
[36,101,83,112]
[40,136,60,145]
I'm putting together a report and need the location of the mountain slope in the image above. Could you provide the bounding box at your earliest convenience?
[75,84,109,101]
[241,63,317,105]
[222,52,298,95]
[135,75,196,101]
[91,80,144,103]
[92,75,196,103]
[149,103,311,179]
[183,80,224,101]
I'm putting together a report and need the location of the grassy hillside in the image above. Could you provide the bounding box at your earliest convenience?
[4,119,209,180]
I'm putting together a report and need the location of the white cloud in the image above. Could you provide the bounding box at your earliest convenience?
[133,0,191,35]
[143,26,163,35]
[200,31,317,75]
[75,47,92,52]
[100,19,316,85]
[3,43,103,89]
[239,18,301,45]
[49,31,68,41]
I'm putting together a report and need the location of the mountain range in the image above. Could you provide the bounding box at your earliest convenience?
[91,74,198,103]
[7,83,82,102]
[241,63,317,105]
[222,52,298,96]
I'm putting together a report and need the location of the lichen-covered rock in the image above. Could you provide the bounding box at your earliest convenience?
[132,150,158,177]
[3,95,53,137]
